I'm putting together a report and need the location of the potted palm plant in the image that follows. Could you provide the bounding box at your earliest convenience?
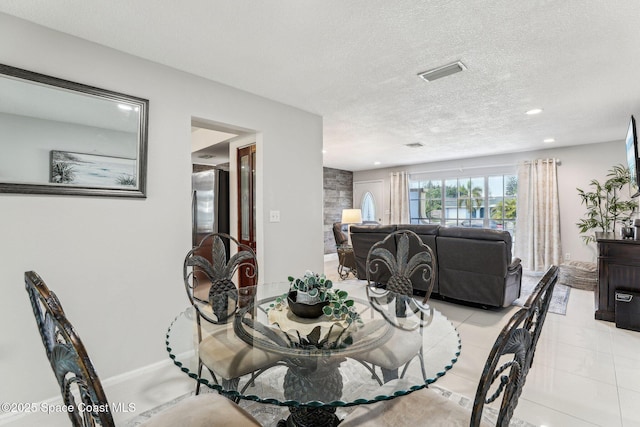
[576,164,637,243]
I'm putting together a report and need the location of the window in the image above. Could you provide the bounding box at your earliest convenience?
[361,192,376,222]
[409,173,517,235]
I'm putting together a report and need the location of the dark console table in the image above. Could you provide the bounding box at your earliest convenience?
[595,233,640,321]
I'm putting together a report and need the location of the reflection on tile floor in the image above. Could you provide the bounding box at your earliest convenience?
[324,254,640,427]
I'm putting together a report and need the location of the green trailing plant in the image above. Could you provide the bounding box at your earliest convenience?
[269,271,360,324]
[322,288,360,325]
[287,271,333,301]
[576,164,637,244]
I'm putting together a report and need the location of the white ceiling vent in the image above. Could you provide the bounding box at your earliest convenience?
[198,154,216,159]
[418,61,466,82]
[405,142,424,148]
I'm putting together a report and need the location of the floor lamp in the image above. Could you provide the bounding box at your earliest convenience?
[341,209,362,246]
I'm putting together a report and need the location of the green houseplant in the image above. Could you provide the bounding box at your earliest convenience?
[576,164,637,243]
[288,271,333,304]
[270,271,360,323]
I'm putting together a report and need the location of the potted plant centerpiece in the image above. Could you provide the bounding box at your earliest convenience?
[282,271,360,322]
[286,271,332,318]
[262,271,362,350]
[288,271,331,304]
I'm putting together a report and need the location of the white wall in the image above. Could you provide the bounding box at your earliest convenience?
[354,140,634,264]
[0,113,137,183]
[0,13,323,406]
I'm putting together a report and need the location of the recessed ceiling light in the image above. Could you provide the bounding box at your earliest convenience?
[543,138,555,143]
[418,61,466,82]
[526,108,543,115]
[374,161,381,165]
[322,149,327,154]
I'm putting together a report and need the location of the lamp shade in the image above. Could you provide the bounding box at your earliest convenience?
[341,209,362,224]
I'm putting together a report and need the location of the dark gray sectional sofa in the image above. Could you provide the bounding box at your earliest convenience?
[350,224,522,308]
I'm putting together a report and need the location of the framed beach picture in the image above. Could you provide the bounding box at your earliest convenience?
[50,151,137,188]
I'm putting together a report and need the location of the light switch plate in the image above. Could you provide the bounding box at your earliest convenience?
[269,210,281,222]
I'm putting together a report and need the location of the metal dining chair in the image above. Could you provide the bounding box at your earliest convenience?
[332,222,357,279]
[24,271,260,427]
[183,232,280,395]
[359,229,437,383]
[341,266,559,427]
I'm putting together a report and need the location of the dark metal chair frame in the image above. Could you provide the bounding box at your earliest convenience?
[362,230,437,382]
[470,265,558,426]
[365,229,437,311]
[332,222,357,279]
[183,232,258,324]
[25,270,117,427]
[25,270,263,427]
[183,232,271,395]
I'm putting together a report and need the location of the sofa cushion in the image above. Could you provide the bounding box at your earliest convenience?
[438,226,513,261]
[348,224,522,308]
[351,225,398,281]
[396,224,440,235]
[436,227,518,307]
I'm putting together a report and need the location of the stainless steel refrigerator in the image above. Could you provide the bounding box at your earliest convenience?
[192,169,230,247]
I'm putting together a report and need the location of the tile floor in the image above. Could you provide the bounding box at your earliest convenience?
[6,257,638,427]
[324,254,640,427]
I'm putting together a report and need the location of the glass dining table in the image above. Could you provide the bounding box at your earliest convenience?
[165,281,460,427]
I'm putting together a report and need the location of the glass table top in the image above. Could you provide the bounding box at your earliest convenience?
[166,281,460,408]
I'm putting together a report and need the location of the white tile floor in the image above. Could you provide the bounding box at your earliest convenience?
[7,257,637,427]
[324,255,640,427]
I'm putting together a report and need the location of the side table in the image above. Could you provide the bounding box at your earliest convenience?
[595,232,640,321]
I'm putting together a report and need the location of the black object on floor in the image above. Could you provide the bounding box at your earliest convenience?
[615,289,640,332]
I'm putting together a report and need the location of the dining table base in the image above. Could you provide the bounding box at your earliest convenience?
[278,407,340,427]
[277,357,344,427]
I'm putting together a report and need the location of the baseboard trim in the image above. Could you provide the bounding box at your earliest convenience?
[0,358,176,426]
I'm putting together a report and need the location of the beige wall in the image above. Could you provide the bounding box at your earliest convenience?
[0,13,324,405]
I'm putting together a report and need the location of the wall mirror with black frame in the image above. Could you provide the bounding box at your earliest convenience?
[0,63,149,198]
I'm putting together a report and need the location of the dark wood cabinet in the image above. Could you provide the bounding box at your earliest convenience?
[595,233,640,321]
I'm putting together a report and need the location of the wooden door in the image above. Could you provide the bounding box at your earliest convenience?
[237,144,256,286]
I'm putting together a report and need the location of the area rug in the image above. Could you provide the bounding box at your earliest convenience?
[513,272,571,315]
[124,385,536,427]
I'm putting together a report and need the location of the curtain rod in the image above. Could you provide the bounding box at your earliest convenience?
[410,163,516,175]
[522,158,561,165]
[409,158,561,175]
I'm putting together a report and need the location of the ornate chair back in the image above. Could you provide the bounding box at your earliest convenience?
[361,230,436,383]
[470,266,558,426]
[332,222,349,246]
[183,233,258,325]
[25,271,116,427]
[522,265,559,368]
[333,222,357,279]
[365,229,436,303]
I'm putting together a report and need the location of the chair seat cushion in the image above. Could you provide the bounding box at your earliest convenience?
[341,387,491,427]
[357,327,423,370]
[138,393,260,427]
[199,327,281,379]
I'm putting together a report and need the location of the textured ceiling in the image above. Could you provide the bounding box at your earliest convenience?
[2,0,640,171]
